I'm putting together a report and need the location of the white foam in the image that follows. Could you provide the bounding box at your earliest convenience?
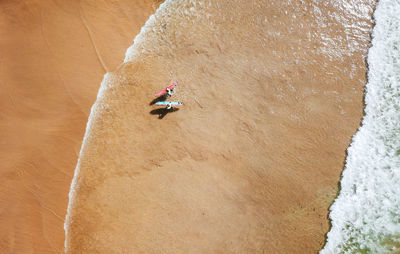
[321,0,400,253]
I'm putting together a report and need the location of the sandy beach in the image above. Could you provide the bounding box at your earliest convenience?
[64,0,376,253]
[1,0,378,253]
[0,0,157,252]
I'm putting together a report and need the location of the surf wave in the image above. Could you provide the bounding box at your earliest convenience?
[321,0,400,252]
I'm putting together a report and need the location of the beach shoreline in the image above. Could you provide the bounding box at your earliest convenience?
[65,1,376,253]
[0,0,157,252]
[0,0,378,253]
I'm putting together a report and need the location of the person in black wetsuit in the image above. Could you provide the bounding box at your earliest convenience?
[166,87,175,97]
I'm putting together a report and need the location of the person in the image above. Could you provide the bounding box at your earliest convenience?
[166,87,175,97]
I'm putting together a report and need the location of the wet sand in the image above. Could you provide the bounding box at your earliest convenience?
[65,0,376,253]
[0,0,157,252]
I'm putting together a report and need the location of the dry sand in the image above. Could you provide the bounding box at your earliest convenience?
[65,0,376,253]
[0,0,157,252]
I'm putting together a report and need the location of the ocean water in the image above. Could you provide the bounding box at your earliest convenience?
[321,0,400,253]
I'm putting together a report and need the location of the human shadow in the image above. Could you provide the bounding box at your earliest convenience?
[149,108,179,119]
[149,94,168,105]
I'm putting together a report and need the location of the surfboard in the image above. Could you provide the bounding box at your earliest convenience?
[154,81,178,97]
[155,101,184,106]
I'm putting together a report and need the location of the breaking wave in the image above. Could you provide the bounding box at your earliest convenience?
[322,0,400,253]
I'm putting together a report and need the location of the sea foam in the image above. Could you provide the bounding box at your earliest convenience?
[321,0,400,253]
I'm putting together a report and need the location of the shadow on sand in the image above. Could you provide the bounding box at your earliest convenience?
[149,108,179,119]
[149,95,168,105]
